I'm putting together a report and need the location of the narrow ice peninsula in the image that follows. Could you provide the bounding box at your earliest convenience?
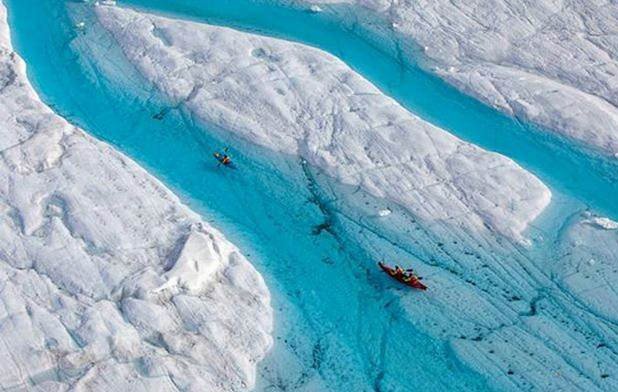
[96,5,551,243]
[0,2,272,390]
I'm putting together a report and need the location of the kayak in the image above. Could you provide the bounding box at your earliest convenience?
[213,152,234,168]
[378,262,427,290]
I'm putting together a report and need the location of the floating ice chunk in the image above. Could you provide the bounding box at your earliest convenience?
[378,208,391,217]
[583,216,618,230]
[309,5,322,13]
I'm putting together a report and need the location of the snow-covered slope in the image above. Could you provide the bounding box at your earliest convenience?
[0,2,272,390]
[96,5,551,243]
[299,0,618,157]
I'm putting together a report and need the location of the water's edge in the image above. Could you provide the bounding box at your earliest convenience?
[120,0,618,222]
[5,1,494,390]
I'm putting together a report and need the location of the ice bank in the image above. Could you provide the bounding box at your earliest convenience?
[297,0,618,157]
[0,1,272,390]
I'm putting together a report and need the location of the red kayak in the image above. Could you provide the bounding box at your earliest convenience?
[378,262,427,290]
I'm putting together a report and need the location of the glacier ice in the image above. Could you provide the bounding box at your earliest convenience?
[297,0,618,157]
[0,2,272,390]
[96,5,551,243]
[91,4,618,391]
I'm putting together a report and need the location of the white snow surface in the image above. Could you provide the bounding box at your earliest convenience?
[298,0,618,156]
[96,5,551,243]
[0,2,272,390]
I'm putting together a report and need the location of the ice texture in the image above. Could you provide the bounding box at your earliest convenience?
[296,0,618,156]
[96,5,551,243]
[0,2,272,390]
[556,213,618,320]
[90,6,618,391]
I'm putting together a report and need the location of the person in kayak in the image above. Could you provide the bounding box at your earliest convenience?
[389,265,421,281]
[389,265,405,277]
[214,149,232,166]
[402,273,416,283]
[378,261,428,290]
[402,269,422,283]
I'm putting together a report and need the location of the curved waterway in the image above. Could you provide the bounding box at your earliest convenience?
[5,0,617,391]
[116,0,618,220]
[6,1,493,390]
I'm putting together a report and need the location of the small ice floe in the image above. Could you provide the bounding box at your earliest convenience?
[378,208,392,217]
[614,152,618,159]
[583,216,618,230]
[309,5,322,13]
[588,258,596,266]
[97,0,117,6]
[76,22,86,29]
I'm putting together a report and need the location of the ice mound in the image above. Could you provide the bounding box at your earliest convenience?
[96,5,551,242]
[297,0,618,156]
[0,2,272,390]
[158,226,241,294]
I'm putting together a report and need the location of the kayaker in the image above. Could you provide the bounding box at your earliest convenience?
[402,273,419,283]
[214,150,232,166]
[378,261,428,290]
[402,269,422,282]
